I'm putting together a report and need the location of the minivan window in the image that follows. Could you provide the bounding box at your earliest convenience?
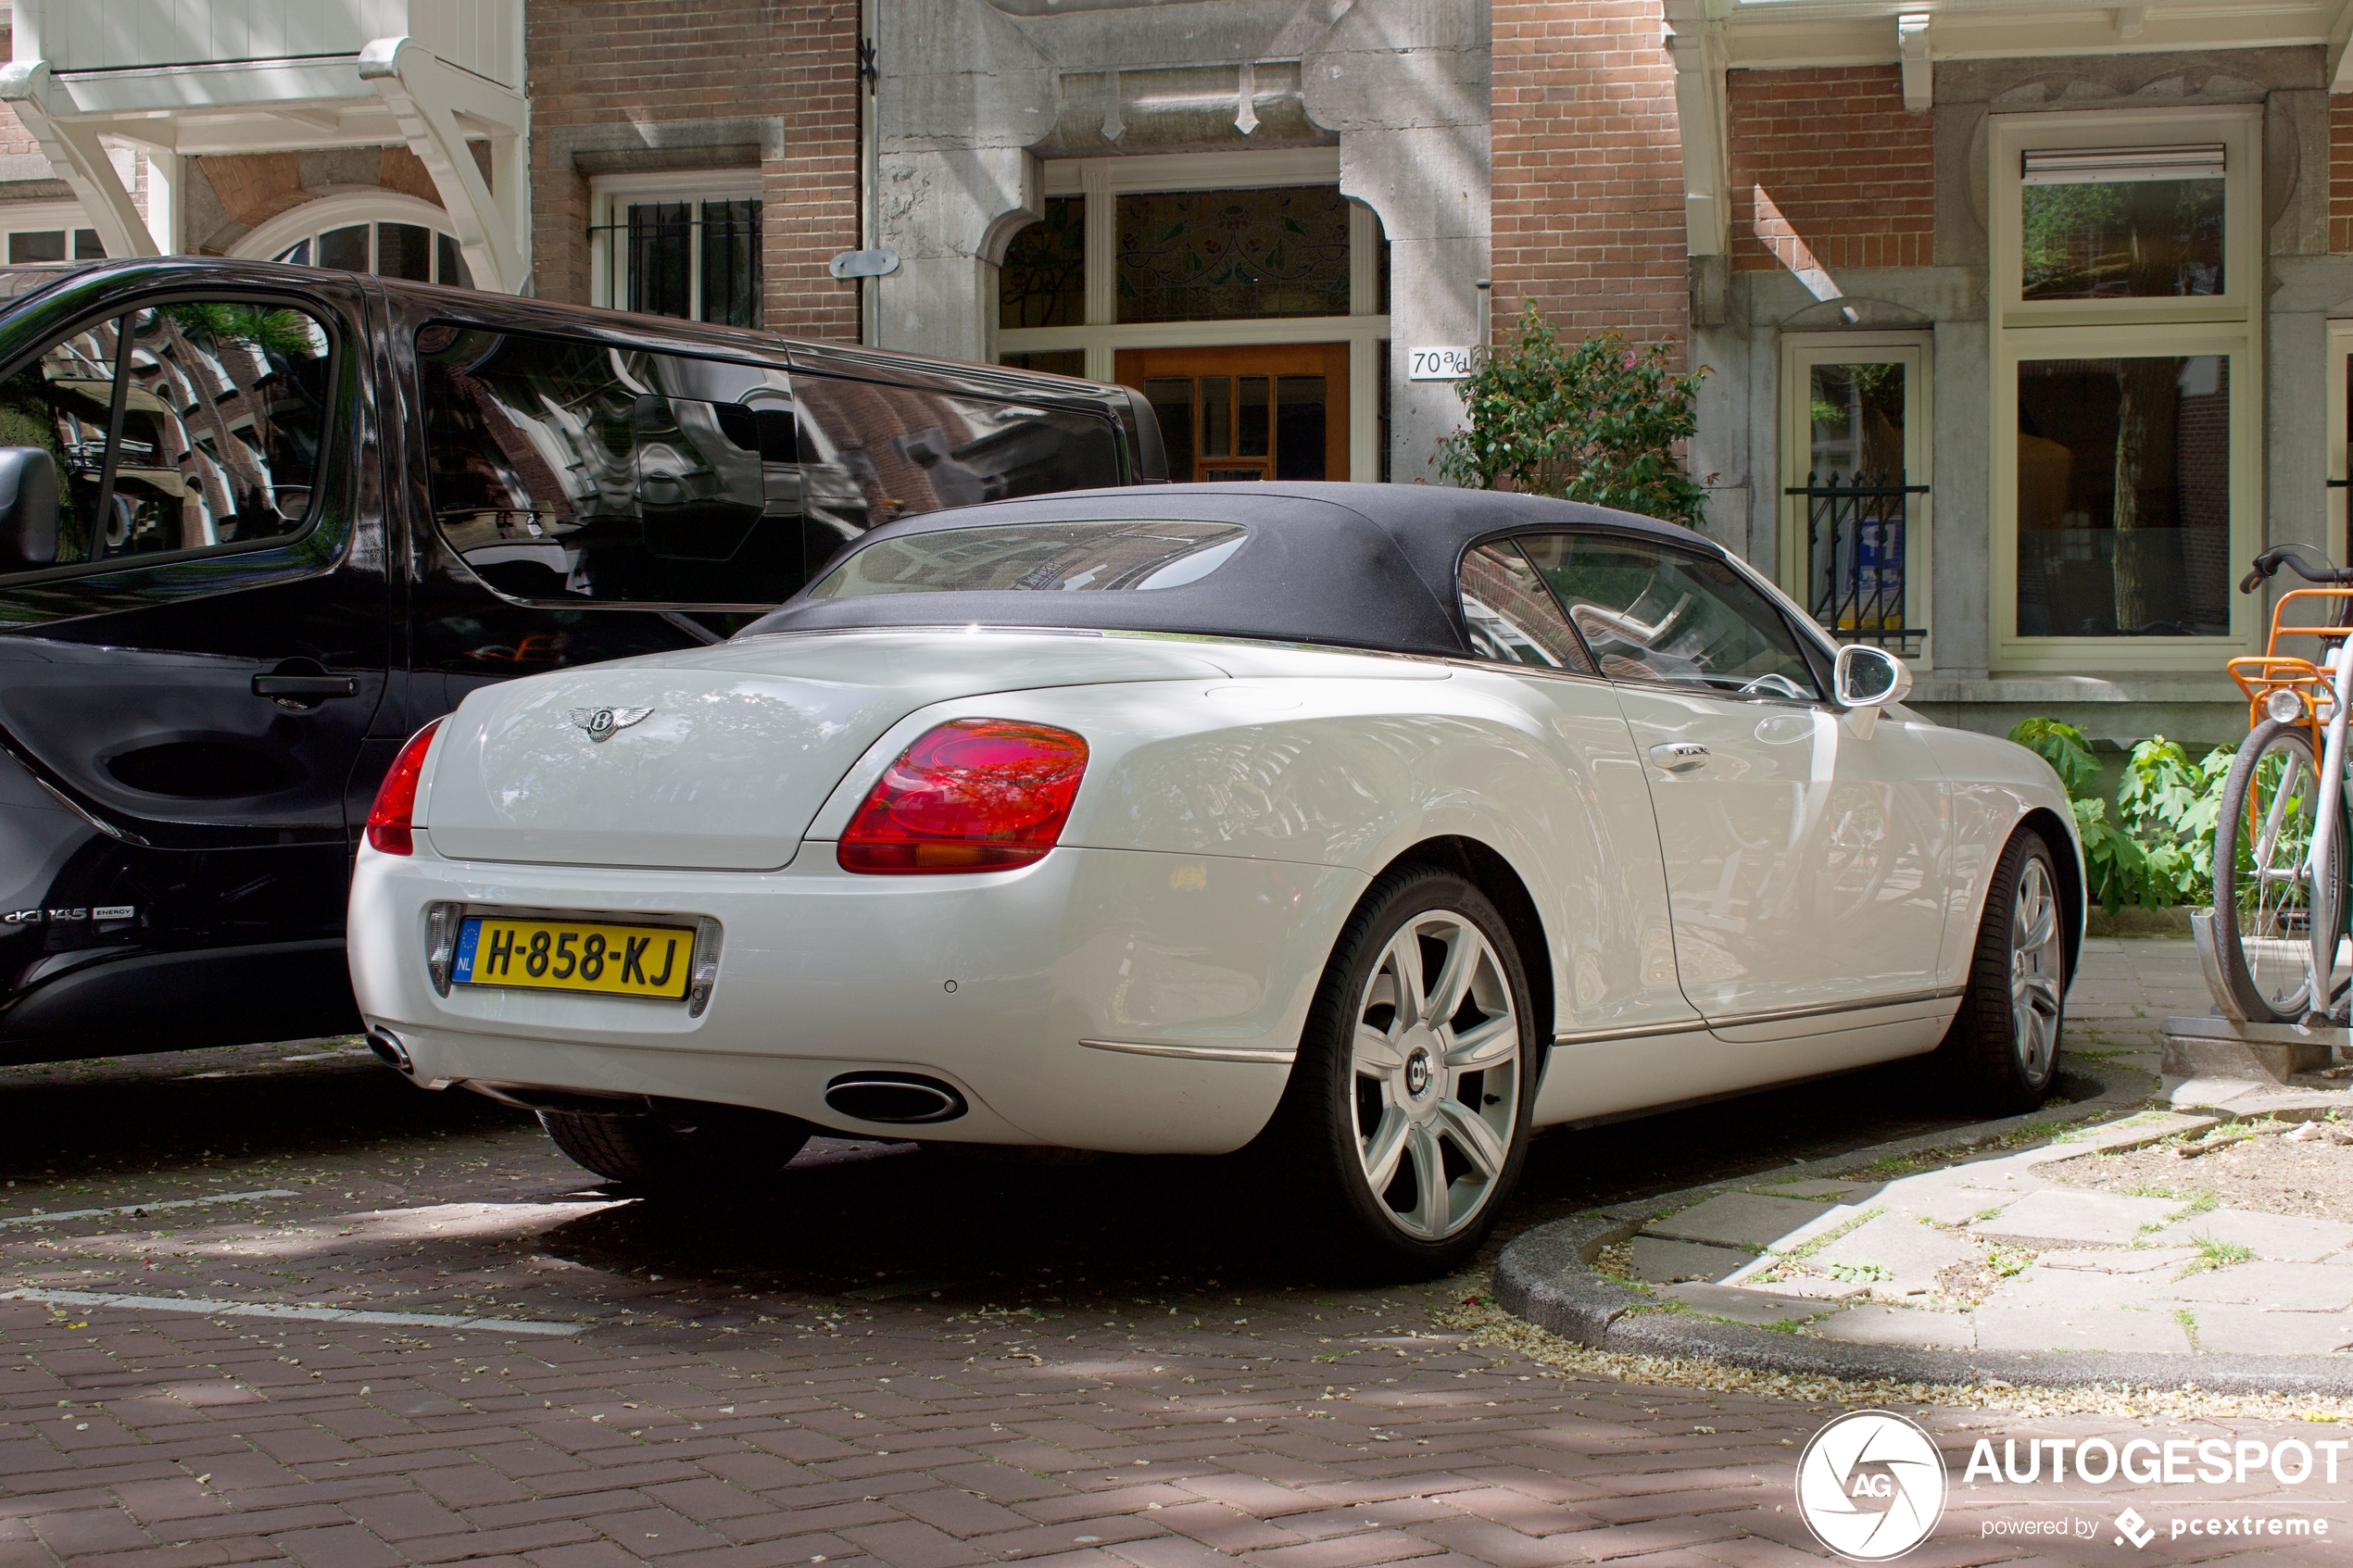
[418,324,804,607]
[0,300,332,575]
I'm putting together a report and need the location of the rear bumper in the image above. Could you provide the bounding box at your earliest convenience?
[347,837,1365,1154]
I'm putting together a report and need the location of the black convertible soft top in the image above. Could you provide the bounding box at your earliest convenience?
[737,483,1707,659]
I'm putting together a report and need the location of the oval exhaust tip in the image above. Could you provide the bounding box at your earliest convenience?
[824,1073,967,1124]
[366,1027,412,1073]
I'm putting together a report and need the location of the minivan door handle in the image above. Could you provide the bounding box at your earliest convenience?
[1648,741,1710,773]
[253,658,358,708]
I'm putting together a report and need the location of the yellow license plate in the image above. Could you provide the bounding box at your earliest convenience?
[451,916,693,999]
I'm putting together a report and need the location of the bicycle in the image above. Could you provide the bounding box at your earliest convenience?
[2212,544,2353,1023]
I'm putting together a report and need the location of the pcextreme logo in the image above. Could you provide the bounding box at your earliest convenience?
[1795,1410,1949,1562]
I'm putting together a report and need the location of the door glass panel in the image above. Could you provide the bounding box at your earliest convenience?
[1201,377,1231,458]
[2015,355,2230,637]
[2022,170,2223,300]
[377,222,432,282]
[1520,533,1820,699]
[627,203,692,319]
[1458,542,1592,672]
[319,224,369,272]
[1803,360,1911,643]
[1202,468,1262,482]
[698,198,761,327]
[1116,186,1351,323]
[1144,377,1193,481]
[1237,377,1269,458]
[998,195,1085,329]
[1275,376,1326,481]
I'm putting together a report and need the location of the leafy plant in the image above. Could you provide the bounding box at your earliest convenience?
[1824,1261,1893,1284]
[2006,718,2236,913]
[1434,304,1709,527]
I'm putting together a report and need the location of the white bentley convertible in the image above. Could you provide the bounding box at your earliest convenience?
[347,484,2080,1272]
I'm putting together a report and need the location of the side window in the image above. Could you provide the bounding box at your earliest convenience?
[1457,540,1594,673]
[418,324,807,607]
[795,371,1124,554]
[1517,532,1823,702]
[0,301,331,574]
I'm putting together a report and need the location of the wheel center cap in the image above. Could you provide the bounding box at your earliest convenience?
[1404,1046,1434,1098]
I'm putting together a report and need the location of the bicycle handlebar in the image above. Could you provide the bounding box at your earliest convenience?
[2241,545,2353,594]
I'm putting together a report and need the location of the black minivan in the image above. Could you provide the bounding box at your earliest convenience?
[0,257,1168,1062]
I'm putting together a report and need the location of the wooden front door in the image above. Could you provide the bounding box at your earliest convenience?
[1115,343,1349,483]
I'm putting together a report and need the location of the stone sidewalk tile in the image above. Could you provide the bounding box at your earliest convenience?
[2147,1209,2353,1262]
[1971,1303,2192,1354]
[2158,1261,2353,1310]
[1622,1239,1745,1286]
[1235,1531,1444,1568]
[1979,1270,2155,1312]
[1400,1519,1587,1568]
[1637,1195,1829,1250]
[1870,1176,2017,1228]
[2179,1306,2353,1356]
[1972,1188,2191,1247]
[1804,1212,1981,1296]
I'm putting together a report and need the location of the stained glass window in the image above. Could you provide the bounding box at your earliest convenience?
[1116,186,1350,324]
[999,197,1086,330]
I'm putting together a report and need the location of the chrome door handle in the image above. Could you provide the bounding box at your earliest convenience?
[1649,742,1710,773]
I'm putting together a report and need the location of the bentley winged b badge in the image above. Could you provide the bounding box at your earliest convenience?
[568,706,654,742]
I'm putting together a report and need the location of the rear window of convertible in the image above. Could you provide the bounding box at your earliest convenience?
[806,519,1245,596]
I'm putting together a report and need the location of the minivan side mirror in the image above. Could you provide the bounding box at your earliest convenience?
[1833,643,1913,737]
[0,447,59,571]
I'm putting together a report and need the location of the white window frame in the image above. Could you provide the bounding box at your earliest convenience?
[1993,323,2258,668]
[233,191,471,284]
[0,200,106,264]
[588,170,764,325]
[993,148,1390,483]
[1778,332,1934,670]
[1989,107,2262,671]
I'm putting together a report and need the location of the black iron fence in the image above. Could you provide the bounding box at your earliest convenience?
[1785,470,1929,657]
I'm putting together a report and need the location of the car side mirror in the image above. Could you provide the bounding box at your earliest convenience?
[0,447,59,571]
[1833,643,1912,736]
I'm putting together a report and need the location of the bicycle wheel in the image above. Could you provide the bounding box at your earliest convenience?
[2210,717,2347,1022]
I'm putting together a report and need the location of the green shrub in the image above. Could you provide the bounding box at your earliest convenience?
[2007,718,2236,913]
[1433,304,1709,527]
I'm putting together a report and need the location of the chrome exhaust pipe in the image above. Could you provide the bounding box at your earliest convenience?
[824,1072,967,1124]
[365,1027,412,1073]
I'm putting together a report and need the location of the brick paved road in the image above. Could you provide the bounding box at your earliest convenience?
[5,940,2348,1566]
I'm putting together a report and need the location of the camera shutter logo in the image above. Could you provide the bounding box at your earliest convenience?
[1795,1410,1948,1562]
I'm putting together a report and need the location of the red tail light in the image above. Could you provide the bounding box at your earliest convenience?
[366,719,444,856]
[838,719,1088,874]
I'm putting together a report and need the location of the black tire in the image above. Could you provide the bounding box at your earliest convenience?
[2210,718,2347,1024]
[1926,829,2068,1115]
[1259,865,1537,1278]
[538,1102,811,1190]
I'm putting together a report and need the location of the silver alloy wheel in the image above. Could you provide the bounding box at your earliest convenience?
[2009,858,2063,1082]
[1348,909,1520,1240]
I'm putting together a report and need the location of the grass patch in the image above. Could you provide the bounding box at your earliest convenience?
[2178,1236,2256,1277]
[2174,1308,2202,1351]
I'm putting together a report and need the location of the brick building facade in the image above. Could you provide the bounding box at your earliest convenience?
[13,0,2353,744]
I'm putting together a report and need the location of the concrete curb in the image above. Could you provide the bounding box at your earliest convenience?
[1493,1060,2353,1396]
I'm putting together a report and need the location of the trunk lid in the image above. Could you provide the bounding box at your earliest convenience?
[419,631,1227,870]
